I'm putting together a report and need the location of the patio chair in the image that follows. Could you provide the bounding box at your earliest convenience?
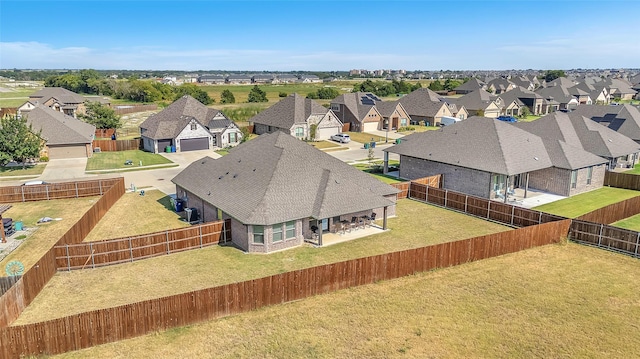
[368,212,377,226]
[350,216,359,231]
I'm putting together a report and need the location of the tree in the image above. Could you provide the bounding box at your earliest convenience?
[0,115,43,167]
[316,87,340,99]
[79,102,122,129]
[544,70,566,82]
[428,80,444,91]
[306,92,319,99]
[220,89,236,104]
[174,84,213,105]
[520,106,531,118]
[443,79,461,91]
[248,85,268,103]
[278,92,288,98]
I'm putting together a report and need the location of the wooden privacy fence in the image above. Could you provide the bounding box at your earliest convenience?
[0,178,125,327]
[0,219,571,358]
[94,129,115,139]
[0,178,122,203]
[391,174,442,200]
[576,195,640,224]
[407,182,566,228]
[55,220,231,271]
[0,276,21,297]
[604,171,640,190]
[570,220,640,258]
[93,139,141,152]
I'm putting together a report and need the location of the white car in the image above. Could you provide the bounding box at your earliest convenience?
[331,133,351,143]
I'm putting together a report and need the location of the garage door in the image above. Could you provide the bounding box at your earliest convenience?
[317,127,340,141]
[363,121,379,132]
[180,137,209,151]
[157,139,171,153]
[48,145,87,159]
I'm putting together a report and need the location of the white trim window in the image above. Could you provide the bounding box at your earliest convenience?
[273,223,283,242]
[252,225,264,244]
[587,167,593,185]
[571,170,578,189]
[286,221,296,239]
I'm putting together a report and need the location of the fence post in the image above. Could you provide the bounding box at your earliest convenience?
[223,220,228,243]
[408,182,412,199]
[75,182,79,198]
[129,237,134,262]
[635,232,639,257]
[444,189,448,208]
[510,205,515,226]
[598,223,604,247]
[90,242,95,269]
[99,180,103,195]
[464,195,468,214]
[46,185,50,200]
[166,230,170,254]
[66,244,71,271]
[538,211,542,224]
[199,224,203,248]
[21,186,25,202]
[486,201,491,219]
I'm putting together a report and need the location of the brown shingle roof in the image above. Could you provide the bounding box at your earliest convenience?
[30,87,85,104]
[25,105,95,145]
[248,93,328,129]
[397,88,448,118]
[172,132,398,225]
[140,95,221,139]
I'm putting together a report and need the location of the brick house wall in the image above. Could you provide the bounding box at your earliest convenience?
[527,164,605,197]
[399,156,492,198]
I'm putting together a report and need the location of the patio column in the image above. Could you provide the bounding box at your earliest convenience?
[0,214,5,243]
[383,151,389,174]
[524,173,529,198]
[316,219,323,246]
[383,206,388,230]
[504,175,509,204]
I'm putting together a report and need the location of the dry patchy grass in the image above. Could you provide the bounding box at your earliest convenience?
[0,198,99,271]
[14,199,509,324]
[50,243,640,359]
[83,190,190,242]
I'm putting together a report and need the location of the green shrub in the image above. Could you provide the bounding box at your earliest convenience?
[278,92,288,97]
[397,126,415,132]
[39,156,49,162]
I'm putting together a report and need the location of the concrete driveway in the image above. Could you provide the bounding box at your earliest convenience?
[39,158,89,181]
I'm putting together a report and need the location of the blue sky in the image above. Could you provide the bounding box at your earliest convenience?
[1,0,639,71]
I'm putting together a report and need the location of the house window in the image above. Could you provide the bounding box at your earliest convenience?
[295,127,304,137]
[331,104,340,112]
[190,123,197,130]
[587,167,593,185]
[286,221,296,239]
[229,132,237,143]
[252,225,264,244]
[571,170,578,189]
[273,223,283,242]
[400,118,407,127]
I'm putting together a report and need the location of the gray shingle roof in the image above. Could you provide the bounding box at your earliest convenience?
[453,78,484,92]
[331,92,381,122]
[30,87,85,104]
[172,132,398,225]
[397,88,447,118]
[25,104,95,145]
[535,85,574,104]
[545,77,577,88]
[140,95,221,139]
[248,93,328,129]
[573,104,640,142]
[385,116,553,175]
[445,89,497,112]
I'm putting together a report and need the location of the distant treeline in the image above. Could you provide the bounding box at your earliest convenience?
[352,79,424,97]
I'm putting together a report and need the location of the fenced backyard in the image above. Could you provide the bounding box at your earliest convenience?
[604,170,640,190]
[0,178,122,203]
[55,219,231,270]
[92,139,141,152]
[0,219,571,358]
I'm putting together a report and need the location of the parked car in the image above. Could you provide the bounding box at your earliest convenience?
[331,133,351,143]
[496,116,518,123]
[22,180,47,186]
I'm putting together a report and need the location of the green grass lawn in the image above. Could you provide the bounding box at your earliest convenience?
[517,115,541,122]
[611,214,640,231]
[0,197,99,271]
[533,187,640,218]
[396,125,441,134]
[623,164,640,175]
[49,243,640,359]
[0,86,40,107]
[0,164,46,177]
[308,140,341,150]
[352,162,403,184]
[346,132,390,144]
[85,150,174,171]
[14,199,509,324]
[83,190,190,242]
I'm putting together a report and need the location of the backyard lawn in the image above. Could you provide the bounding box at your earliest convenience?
[83,190,190,242]
[532,187,640,218]
[14,199,510,324]
[623,164,640,175]
[85,150,176,171]
[611,214,640,231]
[0,197,99,270]
[50,243,640,359]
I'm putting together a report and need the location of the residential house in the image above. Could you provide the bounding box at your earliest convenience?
[501,86,550,115]
[226,74,252,84]
[251,74,274,84]
[330,92,384,132]
[443,89,501,118]
[375,101,411,130]
[571,82,609,105]
[198,74,226,84]
[573,104,640,144]
[140,95,242,153]
[601,78,637,101]
[567,86,593,105]
[300,75,322,83]
[250,93,342,140]
[510,76,536,91]
[453,78,485,95]
[384,116,607,199]
[25,104,95,159]
[273,74,299,84]
[19,87,86,118]
[396,88,454,126]
[516,112,640,170]
[486,78,516,94]
[171,131,399,253]
[535,85,580,111]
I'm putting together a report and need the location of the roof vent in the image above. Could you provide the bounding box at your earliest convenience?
[208,191,211,196]
[253,168,256,172]
[608,139,613,142]
[534,156,539,161]
[226,171,229,175]
[218,176,223,179]
[233,174,238,178]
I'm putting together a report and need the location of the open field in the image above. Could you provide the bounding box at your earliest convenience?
[13,199,510,324]
[50,243,640,359]
[0,85,40,107]
[85,150,174,171]
[83,190,190,242]
[0,197,99,270]
[532,187,640,218]
[201,81,358,105]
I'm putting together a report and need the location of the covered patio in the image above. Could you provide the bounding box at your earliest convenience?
[305,221,388,247]
[491,187,566,209]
